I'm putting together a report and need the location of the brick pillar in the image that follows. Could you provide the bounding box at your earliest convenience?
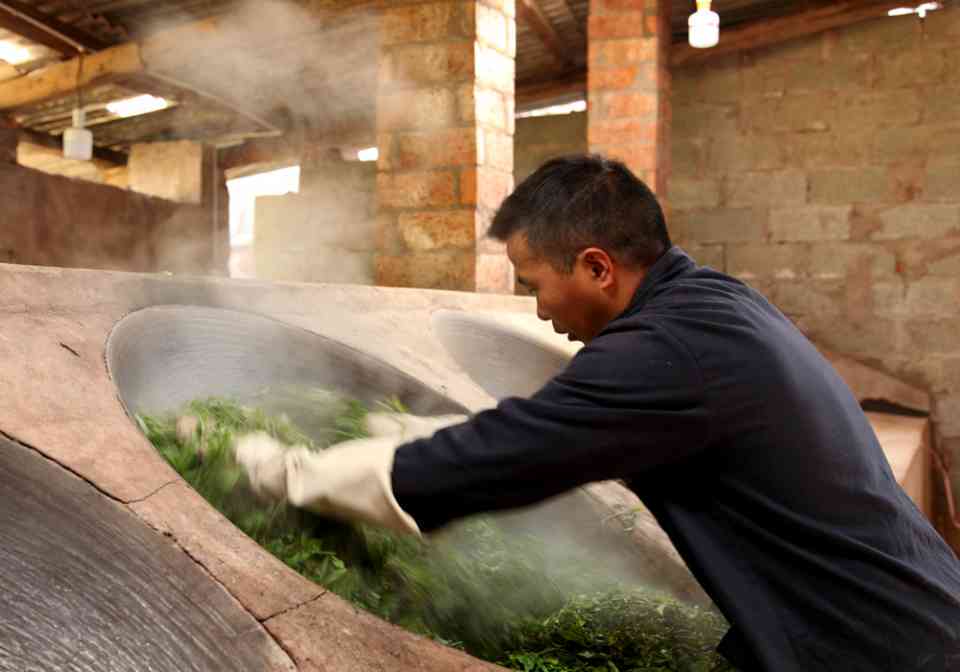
[376,0,515,293]
[587,0,671,198]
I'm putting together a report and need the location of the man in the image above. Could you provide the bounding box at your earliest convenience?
[237,155,960,671]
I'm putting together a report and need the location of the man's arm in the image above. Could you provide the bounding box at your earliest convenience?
[392,321,711,531]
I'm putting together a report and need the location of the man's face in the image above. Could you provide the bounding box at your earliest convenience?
[506,233,613,344]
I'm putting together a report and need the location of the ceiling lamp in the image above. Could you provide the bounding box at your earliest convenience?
[63,54,92,161]
[888,2,941,17]
[688,0,719,49]
[106,94,170,118]
[63,108,93,161]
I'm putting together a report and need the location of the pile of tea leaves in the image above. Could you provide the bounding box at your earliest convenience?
[137,395,735,672]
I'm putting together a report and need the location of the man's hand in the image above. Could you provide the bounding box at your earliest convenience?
[364,412,467,441]
[231,432,421,535]
[233,431,292,500]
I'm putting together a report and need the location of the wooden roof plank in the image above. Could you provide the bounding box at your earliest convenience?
[0,0,108,53]
[518,0,573,72]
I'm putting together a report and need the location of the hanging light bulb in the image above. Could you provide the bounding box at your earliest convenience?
[63,107,93,161]
[62,52,93,161]
[689,0,720,49]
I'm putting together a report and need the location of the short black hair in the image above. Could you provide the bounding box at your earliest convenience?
[489,154,671,272]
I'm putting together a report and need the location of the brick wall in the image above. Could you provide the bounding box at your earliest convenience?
[376,0,515,292]
[669,8,960,546]
[0,163,212,274]
[587,0,671,195]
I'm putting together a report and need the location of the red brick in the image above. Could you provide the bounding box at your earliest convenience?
[376,132,395,171]
[475,206,502,249]
[605,144,658,172]
[589,66,640,90]
[382,42,474,87]
[588,119,657,147]
[476,2,510,53]
[396,128,478,169]
[377,171,457,209]
[454,0,476,36]
[375,213,404,254]
[481,0,516,19]
[482,129,513,171]
[644,14,660,36]
[604,91,657,119]
[474,86,508,130]
[460,167,477,205]
[475,43,515,92]
[588,39,657,68]
[381,4,455,45]
[378,88,456,131]
[591,0,647,14]
[476,252,514,293]
[375,250,475,290]
[476,166,514,209]
[457,83,476,123]
[398,210,476,251]
[888,158,926,203]
[589,14,647,39]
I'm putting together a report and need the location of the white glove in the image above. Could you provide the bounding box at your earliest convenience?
[233,431,291,500]
[233,432,420,535]
[364,412,467,441]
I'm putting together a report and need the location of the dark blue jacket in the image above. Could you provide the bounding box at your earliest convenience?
[392,246,960,671]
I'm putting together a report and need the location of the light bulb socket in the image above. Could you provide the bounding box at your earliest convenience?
[689,5,720,49]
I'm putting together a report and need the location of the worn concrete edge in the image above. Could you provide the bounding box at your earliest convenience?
[0,262,538,314]
[0,425,299,671]
[262,591,511,672]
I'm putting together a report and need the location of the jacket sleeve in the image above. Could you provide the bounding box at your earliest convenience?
[391,320,712,531]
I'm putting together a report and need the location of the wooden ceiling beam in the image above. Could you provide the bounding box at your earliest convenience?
[0,10,77,56]
[672,0,910,66]
[517,69,585,109]
[518,0,573,72]
[0,42,142,110]
[0,0,109,54]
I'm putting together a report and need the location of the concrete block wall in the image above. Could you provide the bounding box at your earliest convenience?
[514,112,587,183]
[128,141,205,205]
[0,162,212,274]
[254,158,378,285]
[668,8,960,546]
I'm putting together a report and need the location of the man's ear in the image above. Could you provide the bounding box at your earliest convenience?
[578,247,615,287]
